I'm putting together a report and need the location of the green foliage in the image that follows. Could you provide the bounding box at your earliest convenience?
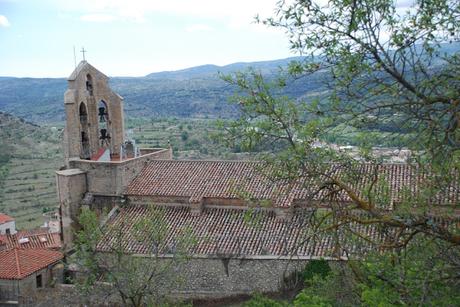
[357,238,460,306]
[180,131,189,141]
[223,0,460,306]
[262,0,460,158]
[302,259,331,282]
[74,206,194,307]
[293,293,332,307]
[244,293,287,307]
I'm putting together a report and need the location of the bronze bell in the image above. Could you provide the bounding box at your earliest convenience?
[98,107,106,122]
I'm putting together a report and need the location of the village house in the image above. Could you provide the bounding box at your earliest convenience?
[0,214,63,305]
[0,214,16,236]
[0,248,63,305]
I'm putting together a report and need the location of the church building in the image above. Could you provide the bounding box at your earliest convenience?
[56,61,457,299]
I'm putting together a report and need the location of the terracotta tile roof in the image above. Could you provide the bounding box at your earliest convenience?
[0,248,63,280]
[0,230,61,250]
[126,161,460,208]
[127,160,278,202]
[97,205,378,258]
[0,213,14,224]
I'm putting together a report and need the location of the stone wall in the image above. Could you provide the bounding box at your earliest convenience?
[55,169,87,250]
[169,257,310,298]
[58,149,172,248]
[24,257,318,306]
[0,279,18,303]
[0,264,63,306]
[68,148,172,196]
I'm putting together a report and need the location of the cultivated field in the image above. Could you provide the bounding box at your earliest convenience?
[0,112,62,229]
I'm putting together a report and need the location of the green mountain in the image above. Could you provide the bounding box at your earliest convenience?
[0,56,327,123]
[1,42,457,123]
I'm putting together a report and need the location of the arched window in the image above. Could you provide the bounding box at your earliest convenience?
[98,100,110,147]
[86,74,93,96]
[79,102,90,159]
[79,102,87,122]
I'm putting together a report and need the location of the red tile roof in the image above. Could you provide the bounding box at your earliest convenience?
[127,160,272,202]
[126,161,459,208]
[0,248,63,280]
[97,205,378,258]
[0,230,61,250]
[0,213,14,224]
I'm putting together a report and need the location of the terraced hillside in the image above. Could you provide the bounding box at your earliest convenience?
[0,112,62,229]
[127,117,250,160]
[0,115,245,229]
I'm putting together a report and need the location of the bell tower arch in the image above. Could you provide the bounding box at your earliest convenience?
[79,102,90,159]
[63,61,125,164]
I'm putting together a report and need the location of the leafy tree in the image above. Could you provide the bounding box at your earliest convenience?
[223,0,459,251]
[181,131,189,141]
[261,0,460,155]
[74,207,194,307]
[222,0,460,305]
[357,238,460,306]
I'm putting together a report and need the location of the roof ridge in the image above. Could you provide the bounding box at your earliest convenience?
[147,159,412,166]
[149,159,260,163]
[13,247,21,278]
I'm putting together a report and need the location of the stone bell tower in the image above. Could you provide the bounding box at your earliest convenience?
[63,60,125,163]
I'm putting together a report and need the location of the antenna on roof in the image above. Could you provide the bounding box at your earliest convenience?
[73,46,77,69]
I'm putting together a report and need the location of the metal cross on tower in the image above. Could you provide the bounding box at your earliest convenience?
[80,47,87,61]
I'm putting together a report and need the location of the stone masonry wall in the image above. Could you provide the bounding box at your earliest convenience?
[55,169,87,250]
[64,62,125,161]
[1,264,63,306]
[27,258,316,306]
[170,257,309,298]
[69,148,172,196]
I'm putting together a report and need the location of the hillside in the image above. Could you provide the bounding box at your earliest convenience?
[0,56,328,123]
[0,113,250,229]
[1,43,458,123]
[0,112,62,229]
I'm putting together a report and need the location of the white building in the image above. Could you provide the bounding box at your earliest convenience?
[0,214,17,235]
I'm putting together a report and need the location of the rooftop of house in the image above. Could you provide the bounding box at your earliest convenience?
[126,160,460,208]
[0,229,61,250]
[0,213,14,224]
[0,248,63,280]
[97,204,377,259]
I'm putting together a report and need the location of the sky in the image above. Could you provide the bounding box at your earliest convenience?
[0,0,293,77]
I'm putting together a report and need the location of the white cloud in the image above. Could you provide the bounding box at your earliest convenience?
[0,15,10,27]
[53,0,278,27]
[80,13,117,23]
[185,24,213,33]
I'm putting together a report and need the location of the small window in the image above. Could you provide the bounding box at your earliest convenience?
[86,74,94,96]
[36,274,43,288]
[5,228,10,235]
